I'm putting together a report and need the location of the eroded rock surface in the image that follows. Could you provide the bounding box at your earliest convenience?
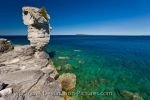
[0,44,62,100]
[22,7,51,50]
[2,71,61,100]
[0,6,62,100]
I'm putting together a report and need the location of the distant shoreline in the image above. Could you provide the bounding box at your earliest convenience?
[1,35,150,37]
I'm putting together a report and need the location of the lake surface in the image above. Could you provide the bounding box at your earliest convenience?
[1,35,150,100]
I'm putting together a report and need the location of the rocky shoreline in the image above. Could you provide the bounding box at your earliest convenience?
[0,6,76,100]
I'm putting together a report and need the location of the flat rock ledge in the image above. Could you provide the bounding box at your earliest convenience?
[0,6,76,100]
[0,42,62,100]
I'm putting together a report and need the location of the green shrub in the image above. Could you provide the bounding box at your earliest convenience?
[39,7,48,20]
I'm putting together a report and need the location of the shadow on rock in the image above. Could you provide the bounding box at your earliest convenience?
[48,51,56,58]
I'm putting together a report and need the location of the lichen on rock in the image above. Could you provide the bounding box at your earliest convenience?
[39,7,49,20]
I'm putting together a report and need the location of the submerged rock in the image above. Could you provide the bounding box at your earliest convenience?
[61,95,73,100]
[56,66,62,71]
[78,60,85,64]
[119,90,144,100]
[73,50,81,52]
[60,91,73,100]
[58,73,76,91]
[58,56,70,60]
[64,64,72,71]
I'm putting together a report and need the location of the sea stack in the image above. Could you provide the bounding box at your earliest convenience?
[0,7,62,100]
[22,7,51,50]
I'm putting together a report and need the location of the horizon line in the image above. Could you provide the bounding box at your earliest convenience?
[1,34,150,36]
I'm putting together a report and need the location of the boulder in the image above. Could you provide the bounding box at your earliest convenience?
[58,73,76,91]
[0,39,14,53]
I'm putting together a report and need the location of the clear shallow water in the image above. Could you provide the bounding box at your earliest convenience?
[1,36,150,100]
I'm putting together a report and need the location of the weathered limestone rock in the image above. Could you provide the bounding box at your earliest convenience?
[0,70,61,100]
[0,39,14,54]
[0,6,64,100]
[58,73,76,91]
[14,45,35,56]
[34,51,49,59]
[22,7,51,50]
[0,88,13,97]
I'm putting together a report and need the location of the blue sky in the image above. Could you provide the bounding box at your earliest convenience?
[0,0,150,35]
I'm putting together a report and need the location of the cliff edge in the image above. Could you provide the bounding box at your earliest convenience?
[0,7,62,100]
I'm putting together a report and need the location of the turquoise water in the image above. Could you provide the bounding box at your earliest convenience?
[1,36,150,100]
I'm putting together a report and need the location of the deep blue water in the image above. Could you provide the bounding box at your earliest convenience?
[1,35,150,100]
